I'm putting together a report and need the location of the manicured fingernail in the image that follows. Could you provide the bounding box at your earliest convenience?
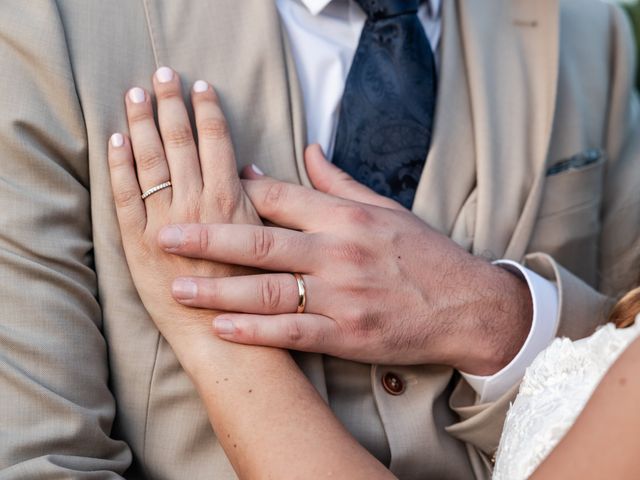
[172,279,197,300]
[214,318,236,335]
[110,133,124,148]
[251,164,264,176]
[156,66,174,83]
[193,80,208,93]
[128,87,145,104]
[158,226,184,249]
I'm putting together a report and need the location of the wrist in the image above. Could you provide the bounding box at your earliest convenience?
[454,261,533,375]
[172,314,292,386]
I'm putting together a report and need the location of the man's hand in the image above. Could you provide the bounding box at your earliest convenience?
[159,146,533,375]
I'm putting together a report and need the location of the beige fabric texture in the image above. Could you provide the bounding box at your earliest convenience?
[0,1,639,479]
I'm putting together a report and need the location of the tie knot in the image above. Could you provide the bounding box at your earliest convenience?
[355,0,420,21]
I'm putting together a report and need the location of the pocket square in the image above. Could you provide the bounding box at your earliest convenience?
[546,148,604,176]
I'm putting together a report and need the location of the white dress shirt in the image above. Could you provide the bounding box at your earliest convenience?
[277,0,560,402]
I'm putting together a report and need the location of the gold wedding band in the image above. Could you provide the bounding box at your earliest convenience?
[292,273,307,314]
[141,181,172,200]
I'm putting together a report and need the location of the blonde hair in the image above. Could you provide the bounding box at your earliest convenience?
[608,286,640,328]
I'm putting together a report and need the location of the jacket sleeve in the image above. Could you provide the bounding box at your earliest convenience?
[445,3,640,473]
[0,2,131,477]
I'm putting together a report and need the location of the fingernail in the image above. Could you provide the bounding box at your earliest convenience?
[158,226,184,249]
[155,66,174,83]
[128,87,145,104]
[251,164,264,176]
[214,318,236,335]
[193,80,208,93]
[172,279,197,300]
[110,133,124,148]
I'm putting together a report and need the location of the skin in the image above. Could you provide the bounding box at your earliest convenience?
[532,334,640,479]
[108,67,393,479]
[162,151,533,375]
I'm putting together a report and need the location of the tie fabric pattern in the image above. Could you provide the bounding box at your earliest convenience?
[332,0,437,209]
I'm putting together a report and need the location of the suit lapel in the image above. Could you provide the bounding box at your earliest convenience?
[457,0,560,259]
[411,0,478,240]
[414,0,560,258]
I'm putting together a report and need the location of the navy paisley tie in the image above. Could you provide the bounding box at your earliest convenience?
[332,0,437,209]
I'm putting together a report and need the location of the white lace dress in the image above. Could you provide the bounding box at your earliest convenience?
[493,319,640,479]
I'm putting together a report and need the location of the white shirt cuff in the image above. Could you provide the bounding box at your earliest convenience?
[460,260,559,403]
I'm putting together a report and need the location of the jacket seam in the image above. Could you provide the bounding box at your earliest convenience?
[142,0,161,69]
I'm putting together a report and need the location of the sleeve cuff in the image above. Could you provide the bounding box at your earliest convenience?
[460,260,560,403]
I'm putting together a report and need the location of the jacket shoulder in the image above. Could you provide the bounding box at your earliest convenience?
[558,0,630,39]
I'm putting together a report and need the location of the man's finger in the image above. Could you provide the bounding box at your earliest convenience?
[158,223,319,272]
[304,144,404,211]
[212,313,342,355]
[107,133,146,238]
[240,177,345,231]
[172,273,325,315]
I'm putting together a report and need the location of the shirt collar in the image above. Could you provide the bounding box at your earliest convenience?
[299,0,439,17]
[299,0,332,16]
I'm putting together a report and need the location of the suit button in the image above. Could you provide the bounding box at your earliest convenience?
[382,372,405,395]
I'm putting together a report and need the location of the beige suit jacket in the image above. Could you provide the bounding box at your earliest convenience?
[1,1,639,478]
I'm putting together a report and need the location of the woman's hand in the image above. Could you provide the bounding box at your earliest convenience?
[108,68,394,480]
[108,67,260,369]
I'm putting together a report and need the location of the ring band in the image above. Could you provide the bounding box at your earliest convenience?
[141,181,172,200]
[292,273,307,314]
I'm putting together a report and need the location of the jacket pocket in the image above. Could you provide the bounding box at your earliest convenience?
[538,149,606,217]
[528,150,606,287]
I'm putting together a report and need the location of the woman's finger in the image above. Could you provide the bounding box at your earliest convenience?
[172,273,325,315]
[125,86,172,211]
[191,81,241,195]
[153,67,203,202]
[158,223,319,272]
[107,133,146,238]
[212,312,344,357]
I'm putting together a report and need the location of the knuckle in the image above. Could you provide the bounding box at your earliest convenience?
[329,241,372,266]
[198,226,211,255]
[262,182,288,213]
[180,193,204,219]
[114,187,140,209]
[198,117,230,141]
[286,317,305,345]
[357,311,381,334]
[212,190,240,220]
[205,181,242,221]
[341,308,379,345]
[137,147,165,172]
[242,322,263,345]
[108,152,130,170]
[259,277,282,312]
[163,125,194,149]
[251,228,275,262]
[127,108,153,125]
[180,200,203,223]
[339,204,373,225]
[156,87,182,101]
